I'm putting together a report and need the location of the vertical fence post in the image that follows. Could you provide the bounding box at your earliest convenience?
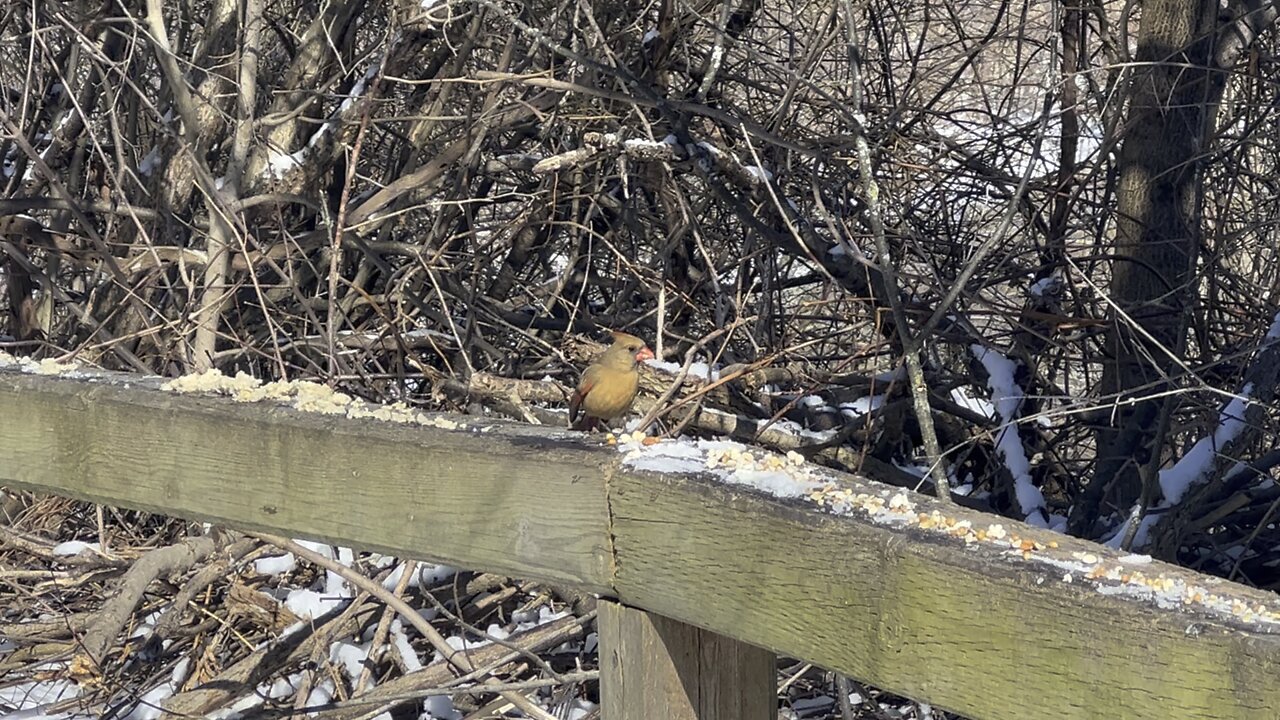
[598,600,777,720]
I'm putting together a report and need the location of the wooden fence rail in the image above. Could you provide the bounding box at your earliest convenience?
[3,363,1280,719]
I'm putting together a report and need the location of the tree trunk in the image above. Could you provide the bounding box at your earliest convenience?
[1069,0,1226,535]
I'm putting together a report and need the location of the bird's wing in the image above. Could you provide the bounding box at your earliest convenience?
[569,365,601,425]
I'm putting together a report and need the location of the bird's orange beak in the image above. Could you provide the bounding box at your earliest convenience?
[635,346,655,362]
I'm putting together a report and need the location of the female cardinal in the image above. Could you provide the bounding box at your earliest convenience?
[569,331,655,431]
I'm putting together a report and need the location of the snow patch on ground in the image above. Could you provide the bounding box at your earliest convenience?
[52,540,101,557]
[0,673,80,712]
[254,553,297,576]
[840,395,883,418]
[284,588,347,620]
[382,562,457,590]
[644,358,720,381]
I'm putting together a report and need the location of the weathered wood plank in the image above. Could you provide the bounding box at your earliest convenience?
[0,369,614,593]
[608,467,1280,720]
[7,366,1280,719]
[599,600,776,720]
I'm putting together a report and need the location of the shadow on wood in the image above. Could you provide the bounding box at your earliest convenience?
[599,600,776,720]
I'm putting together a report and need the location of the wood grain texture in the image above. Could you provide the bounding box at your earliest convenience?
[7,367,1280,719]
[599,600,776,720]
[0,369,613,593]
[608,468,1280,720]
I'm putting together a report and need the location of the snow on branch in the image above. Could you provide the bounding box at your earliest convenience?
[971,344,1047,525]
[1109,309,1280,549]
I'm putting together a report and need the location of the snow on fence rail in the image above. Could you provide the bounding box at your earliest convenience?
[3,362,1280,719]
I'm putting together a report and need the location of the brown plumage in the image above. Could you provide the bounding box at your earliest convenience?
[569,331,655,431]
